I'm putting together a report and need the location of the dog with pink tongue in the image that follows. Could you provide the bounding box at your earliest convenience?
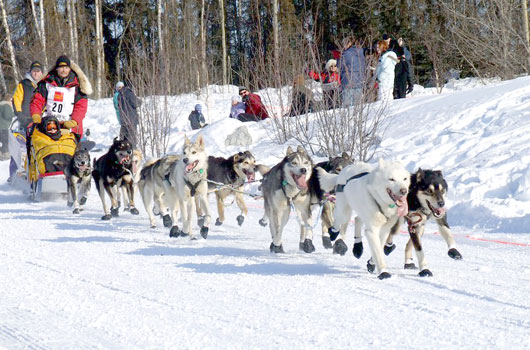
[318,159,410,279]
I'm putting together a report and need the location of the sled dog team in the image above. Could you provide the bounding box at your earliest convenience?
[67,136,462,280]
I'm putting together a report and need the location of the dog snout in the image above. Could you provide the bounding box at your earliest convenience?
[438,200,445,207]
[300,168,307,174]
[183,158,189,164]
[400,188,407,196]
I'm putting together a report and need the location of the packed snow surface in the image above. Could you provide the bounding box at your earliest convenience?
[1,77,529,349]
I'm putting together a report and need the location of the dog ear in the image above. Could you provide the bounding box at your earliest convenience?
[296,145,306,154]
[184,135,191,146]
[416,168,425,182]
[233,154,240,162]
[196,134,205,150]
[434,170,443,177]
[113,136,119,144]
[341,151,350,160]
[286,146,293,155]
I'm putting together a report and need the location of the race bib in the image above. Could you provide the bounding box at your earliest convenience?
[45,83,76,121]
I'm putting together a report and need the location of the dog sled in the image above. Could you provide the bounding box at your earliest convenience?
[26,119,77,201]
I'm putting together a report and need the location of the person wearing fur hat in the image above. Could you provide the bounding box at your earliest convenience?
[12,61,44,130]
[308,59,341,109]
[30,55,92,138]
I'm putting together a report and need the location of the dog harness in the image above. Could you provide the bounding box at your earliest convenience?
[335,172,369,193]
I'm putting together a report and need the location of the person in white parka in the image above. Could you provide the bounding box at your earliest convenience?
[375,40,398,102]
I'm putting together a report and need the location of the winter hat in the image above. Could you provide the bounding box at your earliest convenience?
[55,55,71,68]
[115,81,125,89]
[195,104,202,112]
[325,59,337,71]
[231,95,242,103]
[382,33,390,41]
[238,86,248,93]
[29,61,43,72]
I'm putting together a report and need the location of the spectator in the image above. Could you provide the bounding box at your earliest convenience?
[0,94,15,160]
[30,55,92,138]
[229,95,246,119]
[114,81,140,147]
[393,46,414,99]
[288,75,314,117]
[375,40,398,102]
[12,61,43,131]
[237,87,270,122]
[397,37,412,63]
[338,36,366,107]
[309,59,341,109]
[189,104,206,130]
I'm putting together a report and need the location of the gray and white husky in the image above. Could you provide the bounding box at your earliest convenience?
[165,135,210,239]
[261,145,315,253]
[138,154,180,228]
[319,159,410,279]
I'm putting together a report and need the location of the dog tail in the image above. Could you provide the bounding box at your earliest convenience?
[256,164,271,176]
[317,167,338,192]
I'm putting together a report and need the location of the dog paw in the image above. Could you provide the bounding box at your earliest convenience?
[130,207,140,215]
[169,226,180,238]
[377,272,391,280]
[299,239,315,253]
[384,243,396,256]
[404,262,417,270]
[200,226,209,239]
[123,206,130,212]
[67,200,73,207]
[352,242,364,259]
[179,231,189,238]
[79,196,87,205]
[367,259,376,273]
[269,243,285,253]
[72,208,80,214]
[448,248,462,260]
[333,239,348,256]
[111,207,119,217]
[215,218,223,226]
[162,214,173,228]
[258,218,268,227]
[328,227,340,241]
[101,214,112,221]
[197,216,205,228]
[322,236,332,249]
[419,269,433,277]
[236,215,245,226]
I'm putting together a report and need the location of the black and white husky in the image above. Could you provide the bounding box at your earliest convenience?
[261,146,315,253]
[196,151,259,227]
[384,169,463,277]
[64,148,92,214]
[308,152,353,249]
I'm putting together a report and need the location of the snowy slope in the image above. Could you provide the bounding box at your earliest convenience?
[1,77,529,349]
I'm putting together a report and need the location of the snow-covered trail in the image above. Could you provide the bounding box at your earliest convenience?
[1,162,529,349]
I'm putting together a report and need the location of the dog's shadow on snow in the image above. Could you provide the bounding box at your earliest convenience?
[127,245,348,276]
[43,235,135,244]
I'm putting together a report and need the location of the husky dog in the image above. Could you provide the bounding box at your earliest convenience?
[121,149,143,211]
[383,169,462,277]
[92,138,139,220]
[165,135,209,239]
[138,154,180,228]
[308,152,353,249]
[64,148,92,214]
[262,145,315,253]
[319,159,410,279]
[197,151,258,227]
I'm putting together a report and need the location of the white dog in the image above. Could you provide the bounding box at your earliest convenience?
[165,135,210,239]
[318,159,410,279]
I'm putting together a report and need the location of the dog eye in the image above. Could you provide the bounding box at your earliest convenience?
[389,178,395,182]
[192,151,196,155]
[426,189,433,194]
[292,162,297,166]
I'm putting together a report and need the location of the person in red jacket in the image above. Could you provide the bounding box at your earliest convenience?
[237,87,270,122]
[30,55,92,138]
[308,59,341,109]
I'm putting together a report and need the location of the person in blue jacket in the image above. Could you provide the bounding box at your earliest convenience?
[338,36,366,107]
